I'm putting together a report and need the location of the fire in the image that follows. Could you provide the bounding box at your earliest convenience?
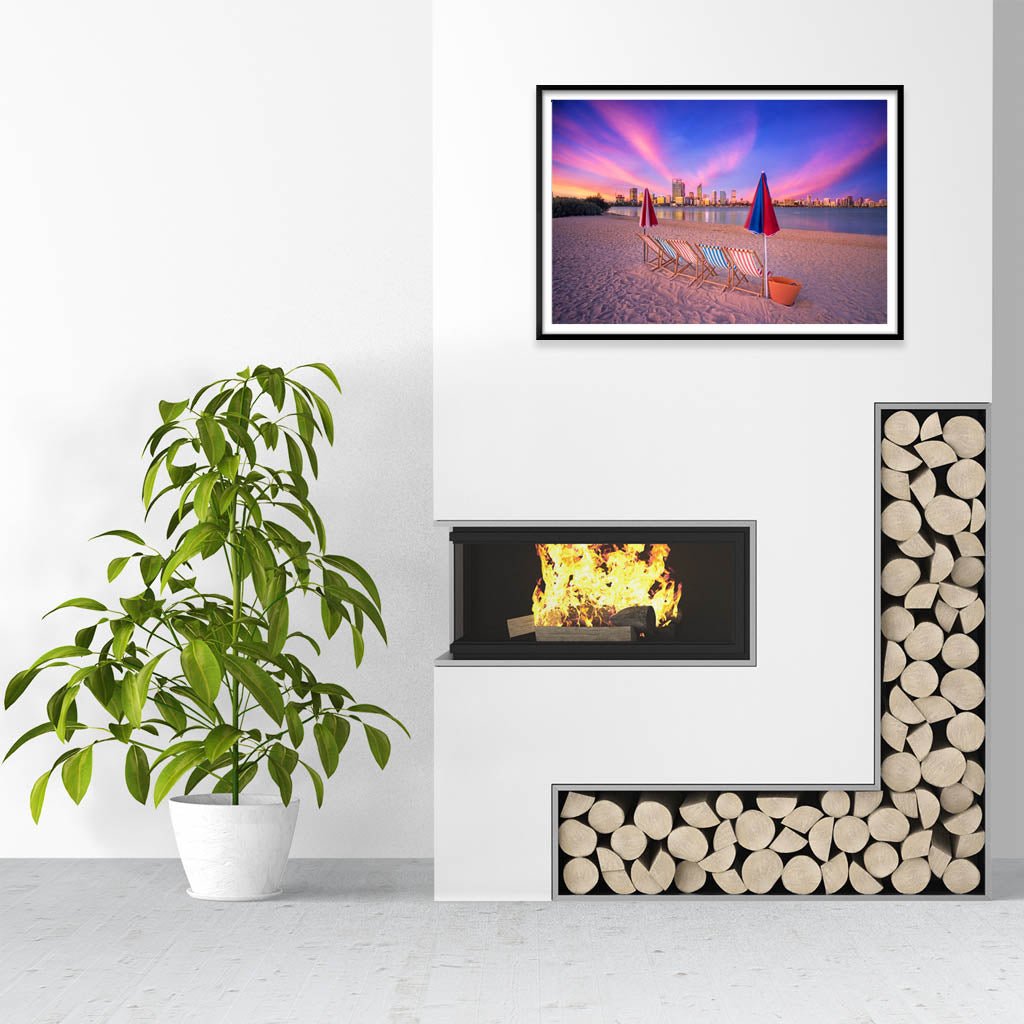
[531,543,682,628]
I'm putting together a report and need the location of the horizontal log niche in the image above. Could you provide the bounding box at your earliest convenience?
[554,407,985,897]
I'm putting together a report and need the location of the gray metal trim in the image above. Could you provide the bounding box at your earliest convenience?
[434,519,756,667]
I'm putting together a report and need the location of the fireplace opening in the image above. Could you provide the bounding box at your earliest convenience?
[449,523,753,662]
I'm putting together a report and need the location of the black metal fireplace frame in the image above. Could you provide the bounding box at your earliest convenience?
[448,522,755,663]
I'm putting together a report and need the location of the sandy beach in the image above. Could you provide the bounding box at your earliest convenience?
[551,214,887,325]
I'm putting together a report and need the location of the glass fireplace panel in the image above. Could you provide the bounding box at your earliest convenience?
[449,524,752,662]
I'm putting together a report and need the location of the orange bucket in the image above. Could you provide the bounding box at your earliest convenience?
[768,276,801,306]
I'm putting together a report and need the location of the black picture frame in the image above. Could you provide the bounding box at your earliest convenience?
[536,84,904,341]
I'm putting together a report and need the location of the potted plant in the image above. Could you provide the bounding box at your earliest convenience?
[3,363,407,900]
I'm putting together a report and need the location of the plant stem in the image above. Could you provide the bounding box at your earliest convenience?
[229,506,242,806]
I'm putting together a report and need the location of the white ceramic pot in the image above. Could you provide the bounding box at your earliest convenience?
[169,793,299,901]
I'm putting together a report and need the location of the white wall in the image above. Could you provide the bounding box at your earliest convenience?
[0,1,440,857]
[433,0,993,897]
[991,0,1023,864]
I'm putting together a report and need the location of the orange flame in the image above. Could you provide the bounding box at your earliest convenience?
[531,544,682,628]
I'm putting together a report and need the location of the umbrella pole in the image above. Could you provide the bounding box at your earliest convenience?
[763,233,768,298]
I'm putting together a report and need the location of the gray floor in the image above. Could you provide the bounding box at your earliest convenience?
[1,859,1022,1023]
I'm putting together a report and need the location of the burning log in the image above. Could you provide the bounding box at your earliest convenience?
[610,604,657,634]
[506,614,536,638]
[535,626,636,643]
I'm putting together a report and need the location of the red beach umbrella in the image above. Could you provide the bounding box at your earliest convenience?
[744,172,780,297]
[639,187,658,262]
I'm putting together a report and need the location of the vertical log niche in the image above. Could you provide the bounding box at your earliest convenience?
[555,406,986,896]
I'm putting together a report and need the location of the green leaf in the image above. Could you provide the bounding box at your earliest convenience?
[348,703,411,739]
[125,745,151,804]
[139,554,162,586]
[111,618,135,660]
[123,650,166,729]
[55,683,80,742]
[183,765,209,795]
[313,721,339,777]
[363,724,391,770]
[298,362,342,393]
[223,654,284,725]
[293,391,315,445]
[61,746,94,804]
[197,415,227,466]
[42,596,109,619]
[285,432,304,484]
[267,598,289,657]
[193,472,217,522]
[346,589,387,644]
[153,692,188,734]
[30,770,50,823]
[321,596,343,639]
[151,739,204,769]
[269,742,298,773]
[122,672,145,729]
[5,668,39,709]
[310,391,335,445]
[180,638,222,705]
[75,624,98,649]
[159,399,188,424]
[84,665,117,714]
[28,645,92,671]
[91,529,147,546]
[142,455,163,508]
[323,555,381,610]
[160,522,223,590]
[107,555,132,582]
[350,624,365,668]
[267,757,293,805]
[153,749,208,806]
[212,761,257,795]
[204,723,244,763]
[300,760,324,807]
[285,702,304,747]
[327,713,351,752]
[4,722,55,761]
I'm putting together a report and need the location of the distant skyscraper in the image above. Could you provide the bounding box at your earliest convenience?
[629,187,638,203]
[696,184,703,202]
[719,190,726,204]
[806,194,812,206]
[731,189,736,204]
[672,178,685,203]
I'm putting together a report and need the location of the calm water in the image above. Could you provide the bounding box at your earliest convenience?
[608,205,887,236]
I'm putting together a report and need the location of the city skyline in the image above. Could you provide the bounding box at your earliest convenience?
[551,98,888,204]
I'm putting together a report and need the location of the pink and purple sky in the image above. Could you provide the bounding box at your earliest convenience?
[552,98,888,202]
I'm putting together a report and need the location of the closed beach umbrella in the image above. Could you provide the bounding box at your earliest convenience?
[744,172,780,297]
[639,187,658,262]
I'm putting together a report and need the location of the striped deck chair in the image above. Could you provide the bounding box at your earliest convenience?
[650,236,697,282]
[637,233,665,271]
[697,243,732,289]
[724,246,766,296]
[660,238,700,284]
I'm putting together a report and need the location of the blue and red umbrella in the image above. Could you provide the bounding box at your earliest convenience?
[744,173,779,297]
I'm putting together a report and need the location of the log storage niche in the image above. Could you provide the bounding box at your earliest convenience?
[448,524,752,662]
[553,406,986,896]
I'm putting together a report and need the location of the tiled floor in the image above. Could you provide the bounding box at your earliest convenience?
[1,858,1022,1023]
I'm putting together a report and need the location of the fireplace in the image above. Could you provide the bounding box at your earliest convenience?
[448,522,753,662]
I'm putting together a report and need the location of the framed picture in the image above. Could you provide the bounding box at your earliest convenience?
[536,85,903,341]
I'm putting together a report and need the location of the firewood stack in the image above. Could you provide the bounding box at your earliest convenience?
[556,408,985,896]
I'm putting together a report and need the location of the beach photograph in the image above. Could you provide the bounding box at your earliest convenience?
[538,87,902,339]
